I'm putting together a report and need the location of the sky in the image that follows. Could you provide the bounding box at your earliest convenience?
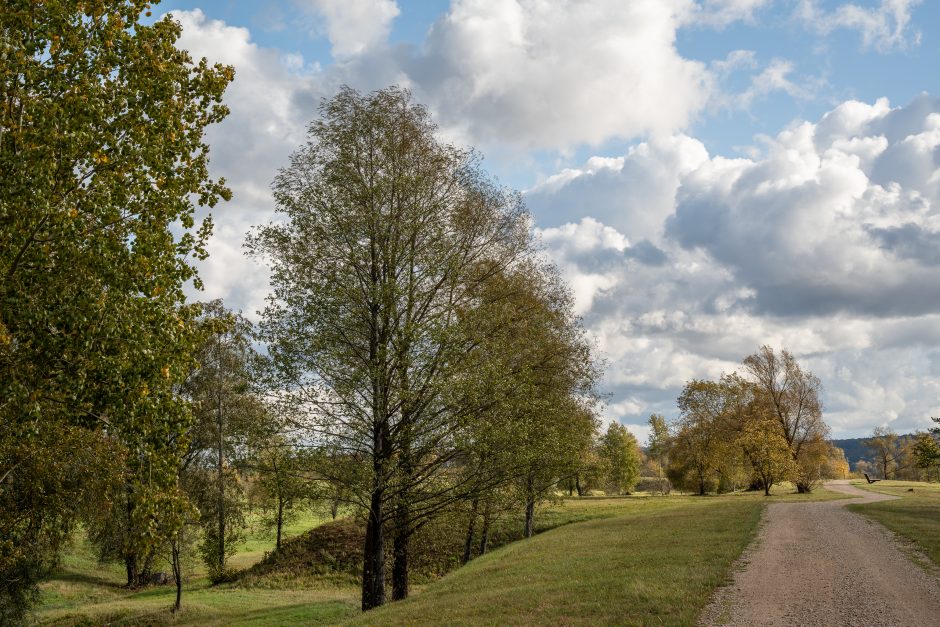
[153,0,940,440]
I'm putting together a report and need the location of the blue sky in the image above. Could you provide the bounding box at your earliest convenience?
[159,1,940,439]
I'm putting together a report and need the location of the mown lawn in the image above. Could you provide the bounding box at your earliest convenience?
[351,497,764,626]
[849,480,940,567]
[30,484,841,625]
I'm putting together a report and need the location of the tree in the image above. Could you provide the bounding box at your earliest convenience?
[825,446,850,480]
[0,1,231,616]
[672,380,730,495]
[865,427,901,480]
[180,301,259,582]
[912,432,940,482]
[743,347,829,493]
[600,423,641,494]
[646,414,671,495]
[737,418,797,495]
[248,87,535,610]
[251,437,309,551]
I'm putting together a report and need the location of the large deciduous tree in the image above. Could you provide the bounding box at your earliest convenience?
[743,346,829,493]
[0,1,231,618]
[248,86,534,610]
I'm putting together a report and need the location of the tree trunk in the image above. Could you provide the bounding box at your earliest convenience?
[391,494,410,601]
[172,535,182,612]
[699,476,706,496]
[216,337,226,576]
[763,479,770,496]
[361,486,385,610]
[462,500,478,565]
[125,554,138,588]
[392,531,410,601]
[479,503,491,556]
[276,495,284,551]
[575,475,584,497]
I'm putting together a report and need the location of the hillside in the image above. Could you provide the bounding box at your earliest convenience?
[831,434,918,469]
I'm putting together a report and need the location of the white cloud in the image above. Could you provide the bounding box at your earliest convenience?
[527,134,709,238]
[166,8,940,438]
[170,9,333,319]
[404,0,713,149]
[796,0,923,51]
[301,0,400,58]
[529,95,940,436]
[684,0,772,28]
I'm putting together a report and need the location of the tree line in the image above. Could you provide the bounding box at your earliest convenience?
[859,419,940,481]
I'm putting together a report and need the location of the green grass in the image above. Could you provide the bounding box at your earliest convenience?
[848,479,940,567]
[350,497,764,626]
[30,485,842,625]
[30,506,360,626]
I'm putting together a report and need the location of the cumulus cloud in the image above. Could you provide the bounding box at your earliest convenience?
[529,96,940,436]
[527,134,710,236]
[170,9,334,318]
[796,0,923,51]
[386,0,712,150]
[668,94,940,317]
[166,6,940,437]
[300,0,400,58]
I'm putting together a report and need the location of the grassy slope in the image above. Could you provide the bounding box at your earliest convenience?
[848,480,940,567]
[351,498,762,626]
[30,485,844,626]
[351,485,847,626]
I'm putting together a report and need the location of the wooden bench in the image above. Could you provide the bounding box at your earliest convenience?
[863,473,880,484]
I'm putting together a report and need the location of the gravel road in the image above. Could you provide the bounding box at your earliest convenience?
[700,480,940,626]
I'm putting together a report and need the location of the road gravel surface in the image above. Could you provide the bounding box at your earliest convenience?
[700,480,940,626]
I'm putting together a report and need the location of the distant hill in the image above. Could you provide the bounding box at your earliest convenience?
[831,434,917,469]
[831,438,870,467]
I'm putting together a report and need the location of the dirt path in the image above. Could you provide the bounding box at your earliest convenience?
[700,480,940,626]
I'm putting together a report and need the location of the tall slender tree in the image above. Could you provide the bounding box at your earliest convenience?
[0,1,231,617]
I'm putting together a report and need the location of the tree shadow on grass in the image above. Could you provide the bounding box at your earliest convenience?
[52,569,126,589]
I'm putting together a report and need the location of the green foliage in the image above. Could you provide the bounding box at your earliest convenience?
[179,301,261,583]
[737,418,797,495]
[249,439,311,550]
[0,0,231,614]
[912,433,940,481]
[248,86,601,608]
[600,423,641,494]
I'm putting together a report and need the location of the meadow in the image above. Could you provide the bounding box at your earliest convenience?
[30,484,850,626]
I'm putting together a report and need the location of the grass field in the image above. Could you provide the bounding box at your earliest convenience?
[29,484,843,626]
[849,480,940,568]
